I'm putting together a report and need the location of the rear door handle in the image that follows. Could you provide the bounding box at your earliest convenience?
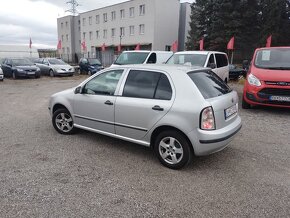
[104,100,113,105]
[152,105,164,111]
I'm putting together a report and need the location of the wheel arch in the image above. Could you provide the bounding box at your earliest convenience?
[52,103,69,114]
[150,125,194,154]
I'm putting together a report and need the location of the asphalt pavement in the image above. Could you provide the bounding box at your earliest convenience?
[0,76,289,217]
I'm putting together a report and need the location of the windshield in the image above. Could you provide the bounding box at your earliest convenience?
[166,54,207,67]
[114,52,150,65]
[49,59,67,65]
[255,48,290,69]
[13,59,33,66]
[89,59,101,65]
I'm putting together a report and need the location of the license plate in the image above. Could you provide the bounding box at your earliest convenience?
[27,72,35,75]
[269,96,290,102]
[225,104,238,119]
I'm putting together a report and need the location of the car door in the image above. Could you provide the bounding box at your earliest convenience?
[215,53,229,82]
[73,69,124,133]
[2,59,12,77]
[115,69,174,140]
[42,59,51,75]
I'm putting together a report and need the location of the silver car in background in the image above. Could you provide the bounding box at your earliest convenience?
[49,65,242,169]
[0,67,3,81]
[35,58,74,77]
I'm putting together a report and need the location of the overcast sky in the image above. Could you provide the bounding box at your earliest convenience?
[0,0,193,49]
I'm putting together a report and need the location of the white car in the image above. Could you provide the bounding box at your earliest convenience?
[111,50,173,67]
[166,51,229,83]
[0,67,3,81]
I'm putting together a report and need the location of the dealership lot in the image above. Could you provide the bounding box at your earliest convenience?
[0,76,289,217]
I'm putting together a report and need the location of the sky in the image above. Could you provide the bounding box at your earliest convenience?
[0,0,193,49]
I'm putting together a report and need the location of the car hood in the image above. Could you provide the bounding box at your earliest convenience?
[15,65,39,70]
[251,67,290,82]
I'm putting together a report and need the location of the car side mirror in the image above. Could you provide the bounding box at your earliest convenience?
[209,63,216,69]
[74,86,82,94]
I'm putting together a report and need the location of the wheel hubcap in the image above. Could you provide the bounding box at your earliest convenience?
[159,137,183,165]
[55,113,73,132]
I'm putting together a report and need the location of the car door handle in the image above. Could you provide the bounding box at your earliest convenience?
[152,105,164,111]
[104,100,113,105]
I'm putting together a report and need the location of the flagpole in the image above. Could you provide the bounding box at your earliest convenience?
[231,50,234,64]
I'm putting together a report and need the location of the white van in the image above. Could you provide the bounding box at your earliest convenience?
[111,50,173,67]
[166,51,229,82]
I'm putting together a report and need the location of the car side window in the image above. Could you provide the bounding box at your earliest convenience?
[147,53,157,64]
[207,54,215,68]
[123,70,172,100]
[155,74,172,100]
[215,54,228,68]
[83,70,123,95]
[43,59,49,65]
[81,58,88,64]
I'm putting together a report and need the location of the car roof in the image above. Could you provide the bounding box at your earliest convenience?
[255,46,290,51]
[109,64,209,75]
[173,51,227,55]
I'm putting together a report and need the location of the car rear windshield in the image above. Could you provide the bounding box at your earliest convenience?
[166,54,207,67]
[188,70,232,99]
[114,52,150,65]
[255,48,290,70]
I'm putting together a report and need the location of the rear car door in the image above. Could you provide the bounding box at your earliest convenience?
[115,69,174,139]
[73,69,124,133]
[214,53,229,82]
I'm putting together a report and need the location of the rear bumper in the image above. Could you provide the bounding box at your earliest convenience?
[187,116,242,156]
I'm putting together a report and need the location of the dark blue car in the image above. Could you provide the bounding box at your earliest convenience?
[79,58,104,75]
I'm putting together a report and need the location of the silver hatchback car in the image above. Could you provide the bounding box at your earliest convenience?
[49,65,242,169]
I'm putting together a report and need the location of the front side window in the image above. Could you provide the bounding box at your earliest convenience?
[207,54,215,68]
[83,70,123,95]
[255,48,290,69]
[123,70,172,100]
[215,54,228,68]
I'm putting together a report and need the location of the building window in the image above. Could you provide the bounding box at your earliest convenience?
[96,30,99,39]
[65,21,68,28]
[111,28,115,37]
[89,16,92,25]
[96,15,100,24]
[111,11,116,21]
[82,18,86,26]
[83,32,86,40]
[139,5,145,16]
[103,29,107,39]
[78,26,80,32]
[120,9,125,19]
[139,24,145,34]
[103,13,107,22]
[78,20,80,25]
[129,26,134,35]
[129,7,134,17]
[120,27,125,36]
[61,35,64,42]
[66,34,68,42]
[61,23,63,28]
[89,31,92,40]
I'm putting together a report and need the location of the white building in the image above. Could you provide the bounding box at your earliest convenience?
[57,0,190,65]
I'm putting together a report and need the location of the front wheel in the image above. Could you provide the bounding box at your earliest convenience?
[154,130,192,169]
[52,108,76,134]
[12,71,17,79]
[49,70,54,77]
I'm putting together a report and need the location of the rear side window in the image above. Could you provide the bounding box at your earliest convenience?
[188,70,231,99]
[215,54,228,68]
[123,70,172,100]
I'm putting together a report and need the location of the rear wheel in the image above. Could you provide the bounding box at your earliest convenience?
[154,130,192,169]
[242,96,251,109]
[52,108,76,134]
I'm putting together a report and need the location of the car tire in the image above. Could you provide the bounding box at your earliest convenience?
[154,130,192,169]
[52,108,76,135]
[242,96,251,109]
[49,70,54,77]
[12,72,17,79]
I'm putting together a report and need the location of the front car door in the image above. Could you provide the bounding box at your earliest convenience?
[2,59,13,77]
[73,69,124,133]
[115,69,174,139]
[214,53,229,82]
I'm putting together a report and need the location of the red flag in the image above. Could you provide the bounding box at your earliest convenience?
[117,44,121,52]
[266,35,272,47]
[81,40,86,51]
[29,38,32,49]
[199,38,204,51]
[227,36,235,50]
[171,40,178,52]
[57,40,62,50]
[135,43,140,50]
[101,43,106,52]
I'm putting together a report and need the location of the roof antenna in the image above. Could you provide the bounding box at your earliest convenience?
[65,0,80,16]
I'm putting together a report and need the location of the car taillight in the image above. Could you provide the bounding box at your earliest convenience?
[200,107,216,130]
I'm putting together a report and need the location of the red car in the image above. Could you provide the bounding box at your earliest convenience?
[242,47,290,109]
